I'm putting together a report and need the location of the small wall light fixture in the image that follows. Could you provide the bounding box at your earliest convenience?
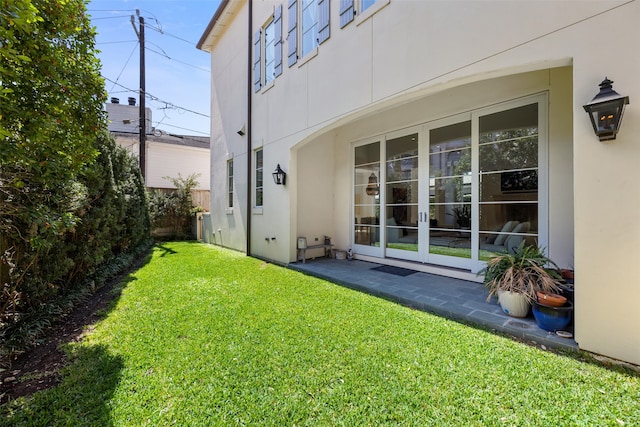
[583,77,630,141]
[272,164,286,185]
[237,124,246,136]
[365,172,379,196]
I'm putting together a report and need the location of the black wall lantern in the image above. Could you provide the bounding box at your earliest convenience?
[272,164,286,185]
[365,173,379,196]
[583,77,630,141]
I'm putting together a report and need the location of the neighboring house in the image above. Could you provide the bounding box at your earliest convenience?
[106,98,211,201]
[197,0,640,365]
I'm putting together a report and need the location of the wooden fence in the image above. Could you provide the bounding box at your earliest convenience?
[151,188,210,211]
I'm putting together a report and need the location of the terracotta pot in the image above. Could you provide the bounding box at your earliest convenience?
[536,291,567,307]
[498,290,530,318]
[560,269,574,280]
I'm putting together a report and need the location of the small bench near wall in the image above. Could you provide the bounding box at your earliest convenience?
[297,237,333,263]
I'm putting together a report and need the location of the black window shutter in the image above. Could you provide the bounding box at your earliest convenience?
[253,29,261,92]
[274,4,283,77]
[339,0,354,28]
[317,0,330,44]
[287,0,298,67]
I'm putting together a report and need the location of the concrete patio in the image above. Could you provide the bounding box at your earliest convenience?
[289,258,578,352]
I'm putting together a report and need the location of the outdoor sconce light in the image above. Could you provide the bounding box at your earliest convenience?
[272,164,286,185]
[583,77,630,141]
[365,173,379,196]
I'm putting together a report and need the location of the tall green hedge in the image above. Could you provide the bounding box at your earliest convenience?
[0,1,150,342]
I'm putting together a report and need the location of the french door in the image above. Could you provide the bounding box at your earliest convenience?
[352,127,421,261]
[353,94,547,272]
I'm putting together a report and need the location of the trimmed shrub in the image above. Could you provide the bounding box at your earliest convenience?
[148,174,201,239]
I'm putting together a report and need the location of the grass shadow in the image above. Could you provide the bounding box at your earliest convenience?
[0,244,153,405]
[155,242,179,257]
[0,344,124,426]
[154,240,205,257]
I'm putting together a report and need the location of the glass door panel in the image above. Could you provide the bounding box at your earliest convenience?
[385,132,419,260]
[351,95,545,271]
[427,120,472,267]
[354,142,381,254]
[478,103,539,260]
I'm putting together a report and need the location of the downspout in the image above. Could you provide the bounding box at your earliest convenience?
[246,0,253,256]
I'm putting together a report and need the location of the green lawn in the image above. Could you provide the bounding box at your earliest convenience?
[2,242,638,426]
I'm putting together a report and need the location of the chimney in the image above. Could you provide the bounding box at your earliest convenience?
[111,97,120,104]
[128,97,136,106]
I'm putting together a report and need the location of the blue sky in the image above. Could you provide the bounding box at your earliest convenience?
[88,0,222,136]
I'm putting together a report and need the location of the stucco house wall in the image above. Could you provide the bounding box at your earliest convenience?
[106,101,211,192]
[200,0,640,365]
[110,133,210,191]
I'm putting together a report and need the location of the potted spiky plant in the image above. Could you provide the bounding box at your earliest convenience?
[480,243,563,318]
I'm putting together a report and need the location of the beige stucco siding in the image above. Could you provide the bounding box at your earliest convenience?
[202,0,640,365]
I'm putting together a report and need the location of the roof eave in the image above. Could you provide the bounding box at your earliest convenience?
[197,0,232,51]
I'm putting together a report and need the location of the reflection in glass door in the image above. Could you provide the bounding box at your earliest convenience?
[353,141,381,257]
[424,99,542,270]
[352,95,544,271]
[478,103,539,261]
[427,120,472,268]
[385,132,419,261]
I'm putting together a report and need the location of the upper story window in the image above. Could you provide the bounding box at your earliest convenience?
[361,0,377,13]
[255,149,263,207]
[301,0,318,58]
[227,159,234,209]
[287,0,330,67]
[340,0,389,28]
[264,19,276,85]
[254,6,283,92]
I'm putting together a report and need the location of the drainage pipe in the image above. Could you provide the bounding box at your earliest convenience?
[246,0,253,256]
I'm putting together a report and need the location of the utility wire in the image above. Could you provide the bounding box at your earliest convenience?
[88,9,136,12]
[146,93,210,118]
[145,46,210,73]
[103,77,210,119]
[155,122,209,136]
[145,24,197,46]
[91,15,130,20]
[97,40,138,45]
[108,42,139,94]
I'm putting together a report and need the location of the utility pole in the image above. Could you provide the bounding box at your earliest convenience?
[131,10,146,182]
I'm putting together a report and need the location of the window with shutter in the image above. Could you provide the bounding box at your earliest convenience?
[287,0,298,67]
[253,30,261,92]
[317,0,330,44]
[264,19,275,85]
[288,0,332,66]
[300,0,317,58]
[339,0,354,28]
[273,4,283,77]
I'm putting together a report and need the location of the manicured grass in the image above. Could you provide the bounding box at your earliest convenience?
[2,242,638,426]
[387,243,500,260]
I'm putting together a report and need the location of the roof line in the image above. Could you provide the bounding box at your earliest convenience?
[197,0,231,50]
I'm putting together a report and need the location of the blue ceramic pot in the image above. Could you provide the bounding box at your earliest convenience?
[532,300,573,332]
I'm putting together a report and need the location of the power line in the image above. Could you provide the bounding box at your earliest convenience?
[88,9,136,12]
[145,93,209,118]
[108,42,139,93]
[145,24,197,46]
[102,76,210,119]
[145,46,210,73]
[154,122,209,136]
[97,40,138,45]
[93,15,209,73]
[91,15,130,20]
